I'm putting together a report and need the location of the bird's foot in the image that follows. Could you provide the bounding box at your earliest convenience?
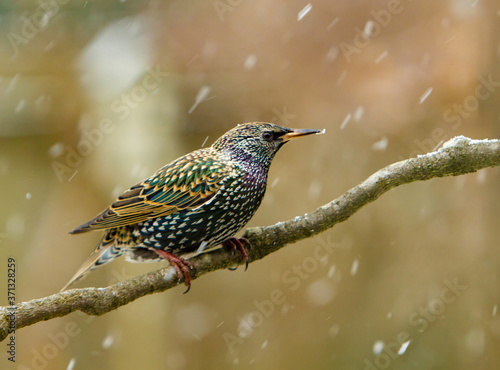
[154,250,195,294]
[222,237,250,271]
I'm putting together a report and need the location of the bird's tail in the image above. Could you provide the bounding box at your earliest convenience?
[61,231,123,292]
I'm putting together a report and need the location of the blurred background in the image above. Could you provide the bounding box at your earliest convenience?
[1,0,500,369]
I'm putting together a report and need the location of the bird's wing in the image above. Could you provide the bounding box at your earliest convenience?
[70,150,234,233]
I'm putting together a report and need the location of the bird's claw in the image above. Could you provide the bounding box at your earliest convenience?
[222,237,250,271]
[154,250,195,293]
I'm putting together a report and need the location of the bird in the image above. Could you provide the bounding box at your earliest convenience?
[62,122,322,292]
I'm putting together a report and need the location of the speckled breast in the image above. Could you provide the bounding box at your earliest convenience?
[135,167,268,255]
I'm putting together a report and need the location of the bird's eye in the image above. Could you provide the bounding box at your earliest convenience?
[262,132,273,141]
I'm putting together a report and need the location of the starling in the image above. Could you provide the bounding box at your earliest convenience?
[62,122,322,292]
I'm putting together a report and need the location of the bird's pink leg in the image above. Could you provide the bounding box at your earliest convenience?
[154,250,195,293]
[222,237,250,271]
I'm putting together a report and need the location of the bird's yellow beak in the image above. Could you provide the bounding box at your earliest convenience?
[280,128,324,142]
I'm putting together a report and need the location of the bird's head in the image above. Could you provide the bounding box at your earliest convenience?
[212,122,322,168]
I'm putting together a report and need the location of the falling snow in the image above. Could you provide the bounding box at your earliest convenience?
[44,40,57,52]
[189,85,211,114]
[298,4,312,21]
[281,303,292,315]
[372,137,389,152]
[15,99,26,113]
[237,315,253,339]
[49,142,64,158]
[326,46,339,62]
[102,335,114,349]
[445,35,457,43]
[432,140,444,152]
[67,358,76,370]
[336,70,347,85]
[308,179,322,199]
[328,324,340,337]
[398,340,411,355]
[307,279,336,306]
[244,54,257,70]
[327,265,336,278]
[419,87,433,104]
[350,259,359,276]
[5,74,20,95]
[375,51,388,64]
[26,193,31,200]
[364,20,375,37]
[40,12,50,28]
[353,106,365,121]
[340,113,351,130]
[373,340,385,355]
[327,18,339,30]
[192,334,202,341]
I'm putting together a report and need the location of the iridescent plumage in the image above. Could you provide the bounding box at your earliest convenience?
[62,122,321,291]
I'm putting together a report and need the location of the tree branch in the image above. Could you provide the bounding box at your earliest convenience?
[1,136,499,341]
